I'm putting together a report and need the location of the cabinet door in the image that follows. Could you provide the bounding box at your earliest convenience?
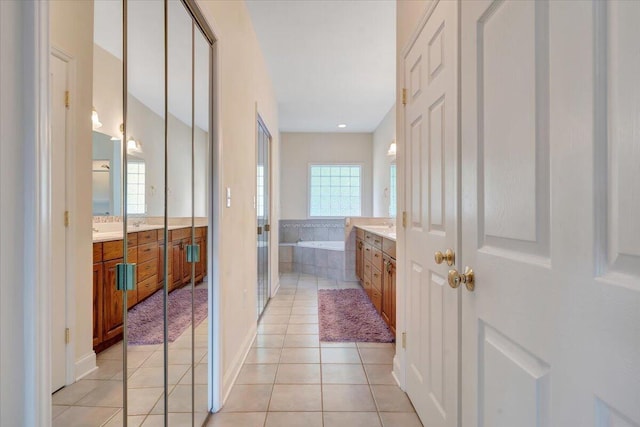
[356,238,363,281]
[382,255,396,334]
[93,263,103,349]
[171,240,183,291]
[103,258,124,341]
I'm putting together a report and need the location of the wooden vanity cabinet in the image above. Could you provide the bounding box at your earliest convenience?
[92,225,207,352]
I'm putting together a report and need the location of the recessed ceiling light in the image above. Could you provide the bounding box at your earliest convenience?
[338,124,347,128]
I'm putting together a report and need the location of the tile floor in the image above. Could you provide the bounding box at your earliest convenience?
[52,305,210,426]
[205,273,423,427]
[52,273,422,426]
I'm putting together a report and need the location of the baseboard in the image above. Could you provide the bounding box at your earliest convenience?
[74,351,97,381]
[221,324,257,405]
[271,280,280,297]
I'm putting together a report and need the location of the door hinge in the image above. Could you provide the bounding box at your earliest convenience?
[257,226,263,235]
[402,332,406,349]
[65,90,70,109]
[65,328,70,344]
[402,88,407,106]
[264,224,270,232]
[64,211,70,227]
[402,211,407,228]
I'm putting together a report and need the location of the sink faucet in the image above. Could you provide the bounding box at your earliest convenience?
[92,227,99,233]
[132,220,143,228]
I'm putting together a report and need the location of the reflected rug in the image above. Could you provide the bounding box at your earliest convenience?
[127,288,208,345]
[318,288,395,343]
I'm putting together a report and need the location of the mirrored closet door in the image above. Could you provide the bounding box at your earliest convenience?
[87,0,213,425]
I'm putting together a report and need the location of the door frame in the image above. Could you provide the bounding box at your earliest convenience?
[50,46,78,389]
[255,110,272,310]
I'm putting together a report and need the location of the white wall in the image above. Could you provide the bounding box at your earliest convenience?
[51,0,95,380]
[197,0,281,404]
[372,104,396,217]
[280,132,374,219]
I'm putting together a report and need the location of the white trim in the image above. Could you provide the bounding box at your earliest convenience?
[74,352,98,381]
[24,1,51,425]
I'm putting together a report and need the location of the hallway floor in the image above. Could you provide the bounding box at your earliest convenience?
[206,273,422,427]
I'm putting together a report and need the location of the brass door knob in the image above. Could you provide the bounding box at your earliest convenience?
[448,267,474,291]
[434,249,455,266]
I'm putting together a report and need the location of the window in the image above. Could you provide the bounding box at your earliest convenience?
[389,164,397,217]
[127,161,146,215]
[309,164,361,217]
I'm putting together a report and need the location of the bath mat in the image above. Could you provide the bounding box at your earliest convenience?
[127,288,208,345]
[318,288,395,343]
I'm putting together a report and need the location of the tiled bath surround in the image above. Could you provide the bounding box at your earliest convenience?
[279,219,356,281]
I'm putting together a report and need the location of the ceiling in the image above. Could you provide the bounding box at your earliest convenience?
[246,0,396,133]
[94,0,210,131]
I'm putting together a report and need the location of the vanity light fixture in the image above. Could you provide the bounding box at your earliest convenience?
[337,123,347,129]
[92,107,103,130]
[127,137,142,153]
[387,140,397,157]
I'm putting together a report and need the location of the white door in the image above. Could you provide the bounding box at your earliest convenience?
[461,1,640,426]
[51,53,68,392]
[403,1,459,425]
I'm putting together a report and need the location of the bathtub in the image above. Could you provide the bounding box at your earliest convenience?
[279,240,355,281]
[297,240,344,251]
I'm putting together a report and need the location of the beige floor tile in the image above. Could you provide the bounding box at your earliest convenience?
[206,412,266,427]
[323,412,382,427]
[370,385,415,412]
[236,364,278,385]
[260,314,292,325]
[101,411,147,426]
[51,405,70,419]
[265,411,323,427]
[52,379,104,405]
[364,364,396,385]
[268,300,294,308]
[126,351,156,368]
[74,380,123,407]
[178,363,210,385]
[245,348,282,364]
[128,365,189,388]
[291,306,318,315]
[358,347,395,364]
[283,334,319,348]
[149,384,207,414]
[379,412,423,427]
[220,385,273,412]
[321,364,367,384]
[258,324,289,335]
[357,342,395,349]
[292,300,318,307]
[289,315,319,324]
[269,384,322,411]
[322,385,376,412]
[287,324,319,334]
[52,406,120,427]
[264,307,292,316]
[128,387,166,415]
[320,341,357,348]
[280,347,320,363]
[252,334,285,348]
[141,411,209,426]
[321,347,362,364]
[97,343,124,360]
[275,363,321,384]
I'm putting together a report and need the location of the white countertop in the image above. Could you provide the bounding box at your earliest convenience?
[92,224,203,243]
[355,225,397,241]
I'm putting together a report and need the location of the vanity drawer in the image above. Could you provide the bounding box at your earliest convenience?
[371,287,382,313]
[371,247,384,271]
[170,228,191,241]
[138,229,157,245]
[196,226,207,238]
[103,241,137,262]
[364,243,373,263]
[370,234,383,249]
[137,259,157,282]
[138,242,158,263]
[137,275,158,301]
[364,260,372,280]
[371,268,382,291]
[127,232,138,247]
[363,277,372,297]
[383,238,396,259]
[93,243,103,263]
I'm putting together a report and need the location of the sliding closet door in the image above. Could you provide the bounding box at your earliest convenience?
[124,0,167,422]
[256,119,271,318]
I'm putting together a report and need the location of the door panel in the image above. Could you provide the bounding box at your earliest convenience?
[461,1,640,426]
[403,1,459,425]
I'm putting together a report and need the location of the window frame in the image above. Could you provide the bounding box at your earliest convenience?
[307,162,364,218]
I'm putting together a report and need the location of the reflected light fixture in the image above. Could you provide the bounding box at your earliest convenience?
[387,140,397,157]
[91,107,103,130]
[127,137,142,153]
[337,123,347,129]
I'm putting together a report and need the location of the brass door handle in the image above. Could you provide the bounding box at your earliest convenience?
[448,267,474,291]
[435,249,455,266]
